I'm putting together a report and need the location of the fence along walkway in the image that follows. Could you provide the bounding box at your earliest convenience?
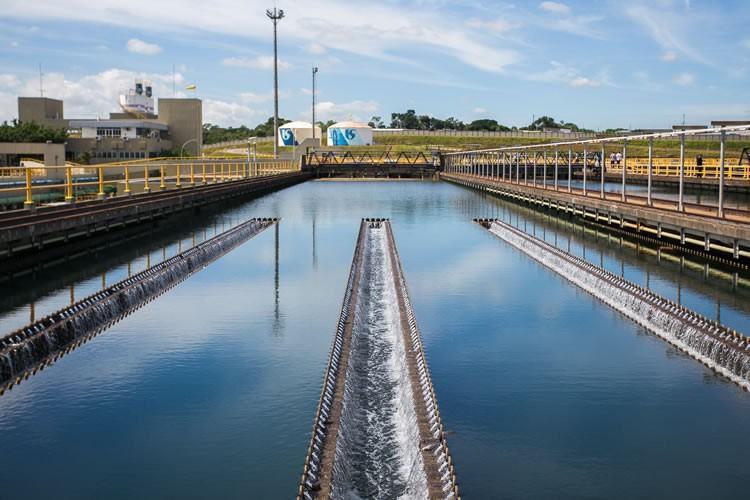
[0,157,298,208]
[443,125,750,219]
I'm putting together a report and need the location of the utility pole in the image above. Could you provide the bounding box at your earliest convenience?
[312,66,318,143]
[266,6,285,159]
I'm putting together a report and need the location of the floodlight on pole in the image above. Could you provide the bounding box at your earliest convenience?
[266,6,285,159]
[312,66,319,143]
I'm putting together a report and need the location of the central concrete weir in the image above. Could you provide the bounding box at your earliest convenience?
[0,218,278,394]
[476,218,750,391]
[297,219,458,500]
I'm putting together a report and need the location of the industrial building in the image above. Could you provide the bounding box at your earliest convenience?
[327,121,373,146]
[277,121,322,147]
[14,91,202,164]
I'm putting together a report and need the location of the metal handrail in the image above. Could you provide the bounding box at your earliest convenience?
[443,124,750,155]
[0,158,299,208]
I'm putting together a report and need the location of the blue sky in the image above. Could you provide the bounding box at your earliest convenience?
[0,0,748,129]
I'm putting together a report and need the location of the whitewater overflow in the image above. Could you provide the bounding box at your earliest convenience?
[476,218,750,390]
[0,217,278,394]
[297,219,459,500]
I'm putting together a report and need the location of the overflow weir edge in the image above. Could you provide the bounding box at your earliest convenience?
[297,218,459,500]
[0,217,278,394]
[476,218,750,391]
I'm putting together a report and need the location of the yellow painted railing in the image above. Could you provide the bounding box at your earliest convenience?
[0,157,298,207]
[450,157,750,180]
[610,158,749,179]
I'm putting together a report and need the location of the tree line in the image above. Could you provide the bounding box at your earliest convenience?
[0,120,67,143]
[378,111,592,133]
[202,112,593,145]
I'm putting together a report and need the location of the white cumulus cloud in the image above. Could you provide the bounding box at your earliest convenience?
[0,74,22,121]
[222,56,292,71]
[203,99,259,127]
[673,72,695,86]
[126,38,162,55]
[314,100,378,122]
[0,68,184,122]
[472,107,488,114]
[0,74,20,89]
[466,17,516,34]
[240,91,273,103]
[569,76,601,87]
[540,1,570,14]
[0,0,519,75]
[304,43,327,55]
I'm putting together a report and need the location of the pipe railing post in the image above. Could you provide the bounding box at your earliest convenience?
[159,165,166,190]
[65,165,73,202]
[647,137,653,206]
[144,163,150,192]
[583,147,588,196]
[176,164,182,188]
[202,162,207,184]
[567,147,572,192]
[97,165,105,199]
[124,165,131,195]
[516,152,520,184]
[718,128,725,217]
[533,152,537,187]
[554,148,558,191]
[524,153,528,185]
[600,144,605,199]
[678,133,685,211]
[543,150,547,190]
[24,165,33,208]
[621,140,627,202]
[190,163,195,186]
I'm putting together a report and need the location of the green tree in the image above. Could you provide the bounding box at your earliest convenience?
[467,119,510,132]
[318,120,336,133]
[201,117,292,144]
[523,116,593,132]
[368,116,385,128]
[0,119,67,143]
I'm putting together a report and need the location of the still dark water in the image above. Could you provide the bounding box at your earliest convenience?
[1,180,750,499]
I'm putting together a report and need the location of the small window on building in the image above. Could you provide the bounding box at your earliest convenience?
[96,127,121,138]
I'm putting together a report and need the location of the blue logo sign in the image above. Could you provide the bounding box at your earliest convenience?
[280,128,296,146]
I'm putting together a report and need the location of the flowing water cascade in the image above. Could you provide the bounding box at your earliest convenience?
[298,219,458,500]
[0,218,278,394]
[477,218,750,391]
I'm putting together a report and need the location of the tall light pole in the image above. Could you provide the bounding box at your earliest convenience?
[266,6,284,159]
[312,66,319,144]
